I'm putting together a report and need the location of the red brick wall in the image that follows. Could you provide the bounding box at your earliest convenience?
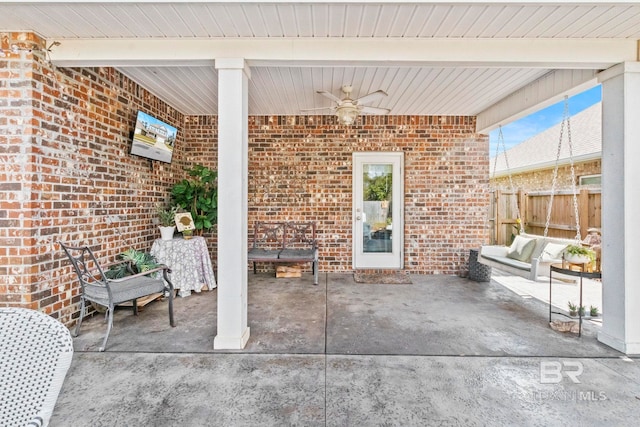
[244,115,489,274]
[0,32,190,323]
[185,114,490,274]
[2,32,490,326]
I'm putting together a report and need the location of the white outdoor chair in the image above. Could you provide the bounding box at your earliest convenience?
[0,307,74,427]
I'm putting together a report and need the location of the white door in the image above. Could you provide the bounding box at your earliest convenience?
[353,152,404,269]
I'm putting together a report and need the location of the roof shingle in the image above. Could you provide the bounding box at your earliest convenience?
[492,103,601,176]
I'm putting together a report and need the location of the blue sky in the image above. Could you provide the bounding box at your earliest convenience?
[489,85,602,157]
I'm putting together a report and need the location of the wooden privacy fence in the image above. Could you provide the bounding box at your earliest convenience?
[489,189,601,246]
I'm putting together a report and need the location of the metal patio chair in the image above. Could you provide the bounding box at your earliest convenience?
[59,241,175,351]
[0,307,74,427]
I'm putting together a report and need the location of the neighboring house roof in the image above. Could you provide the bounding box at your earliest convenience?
[491,102,601,177]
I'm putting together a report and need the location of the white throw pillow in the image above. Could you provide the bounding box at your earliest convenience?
[540,242,568,262]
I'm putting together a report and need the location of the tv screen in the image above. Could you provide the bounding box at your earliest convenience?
[130,111,177,163]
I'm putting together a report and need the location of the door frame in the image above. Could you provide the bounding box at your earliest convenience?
[352,152,404,270]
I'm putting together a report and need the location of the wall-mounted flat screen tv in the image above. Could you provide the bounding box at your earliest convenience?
[131,110,177,163]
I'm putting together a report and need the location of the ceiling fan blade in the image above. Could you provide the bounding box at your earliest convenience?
[300,106,334,112]
[360,105,390,115]
[316,90,343,104]
[354,90,388,105]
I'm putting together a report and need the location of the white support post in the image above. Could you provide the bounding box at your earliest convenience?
[597,62,640,355]
[213,58,250,349]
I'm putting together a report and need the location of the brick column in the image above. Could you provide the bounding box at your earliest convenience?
[0,33,39,309]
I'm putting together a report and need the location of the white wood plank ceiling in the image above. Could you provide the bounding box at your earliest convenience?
[2,1,639,117]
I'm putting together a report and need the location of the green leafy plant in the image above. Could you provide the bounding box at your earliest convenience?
[567,301,578,317]
[564,244,596,262]
[105,249,159,279]
[171,164,218,233]
[157,205,178,227]
[578,306,586,317]
[590,305,599,317]
[364,171,392,201]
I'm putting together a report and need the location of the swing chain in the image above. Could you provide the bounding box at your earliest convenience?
[496,126,523,234]
[543,114,563,238]
[567,106,582,242]
[543,97,581,241]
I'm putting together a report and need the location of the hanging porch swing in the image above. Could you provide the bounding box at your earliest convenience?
[477,96,583,281]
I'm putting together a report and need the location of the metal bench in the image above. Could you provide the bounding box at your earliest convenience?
[248,221,319,285]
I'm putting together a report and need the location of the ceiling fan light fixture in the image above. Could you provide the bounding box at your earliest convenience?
[336,105,359,125]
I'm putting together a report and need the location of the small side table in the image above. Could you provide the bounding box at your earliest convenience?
[549,263,602,337]
[150,236,216,297]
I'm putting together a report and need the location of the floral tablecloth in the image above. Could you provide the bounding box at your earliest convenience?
[150,236,216,297]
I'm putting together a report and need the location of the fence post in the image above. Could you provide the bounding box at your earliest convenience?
[488,190,495,245]
[495,189,502,245]
[518,189,526,230]
[578,189,589,239]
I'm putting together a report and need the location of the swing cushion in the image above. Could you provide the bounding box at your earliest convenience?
[507,235,537,262]
[540,242,569,262]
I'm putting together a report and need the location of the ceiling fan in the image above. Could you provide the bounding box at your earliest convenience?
[302,85,390,125]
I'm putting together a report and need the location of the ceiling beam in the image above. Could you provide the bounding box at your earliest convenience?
[14,0,640,4]
[48,37,637,69]
[476,69,601,134]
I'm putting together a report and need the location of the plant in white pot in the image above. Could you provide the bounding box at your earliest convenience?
[157,205,178,241]
[563,244,596,265]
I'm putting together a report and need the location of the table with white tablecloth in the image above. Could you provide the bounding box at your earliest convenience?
[150,236,216,297]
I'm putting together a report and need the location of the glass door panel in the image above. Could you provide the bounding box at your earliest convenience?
[362,164,393,253]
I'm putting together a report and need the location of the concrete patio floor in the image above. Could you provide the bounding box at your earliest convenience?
[492,268,604,319]
[52,273,640,426]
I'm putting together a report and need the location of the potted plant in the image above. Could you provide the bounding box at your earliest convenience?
[568,301,578,317]
[563,244,596,265]
[92,248,161,313]
[578,305,586,317]
[590,305,599,317]
[171,164,217,234]
[157,205,178,241]
[105,248,160,279]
